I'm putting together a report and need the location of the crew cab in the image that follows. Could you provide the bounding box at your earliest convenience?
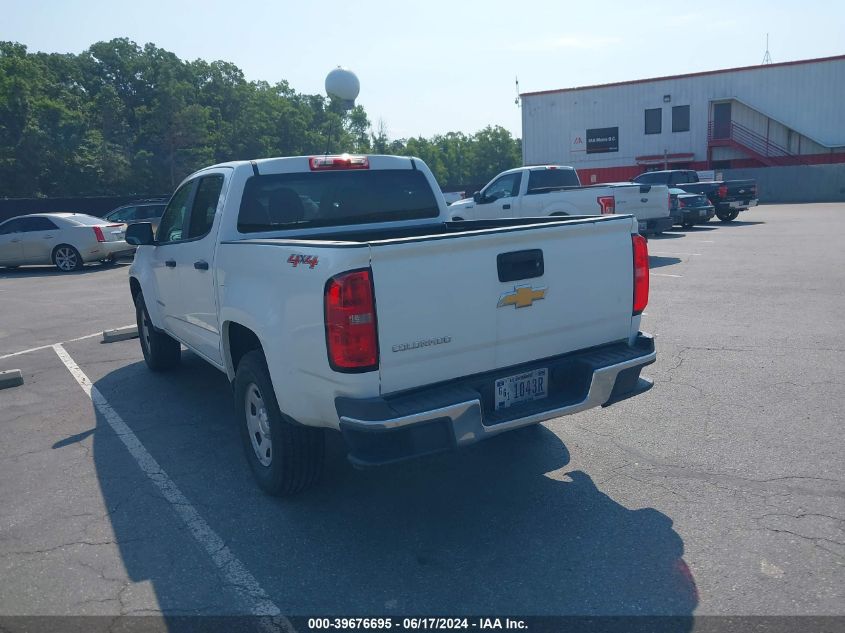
[126,154,656,496]
[633,169,757,222]
[448,165,673,235]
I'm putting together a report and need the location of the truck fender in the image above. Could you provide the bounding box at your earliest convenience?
[128,262,164,329]
[219,310,267,382]
[543,202,581,216]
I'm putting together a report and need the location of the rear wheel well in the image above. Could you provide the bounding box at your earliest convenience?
[129,278,142,303]
[227,323,263,373]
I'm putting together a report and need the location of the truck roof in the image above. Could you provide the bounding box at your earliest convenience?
[191,154,418,177]
[502,165,577,176]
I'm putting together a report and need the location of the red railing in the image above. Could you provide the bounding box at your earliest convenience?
[708,121,809,166]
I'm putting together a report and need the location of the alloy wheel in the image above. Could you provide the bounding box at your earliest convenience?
[55,247,78,271]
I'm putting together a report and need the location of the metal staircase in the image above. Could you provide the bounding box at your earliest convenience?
[708,121,808,166]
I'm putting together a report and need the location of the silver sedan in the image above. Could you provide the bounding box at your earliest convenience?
[0,213,132,272]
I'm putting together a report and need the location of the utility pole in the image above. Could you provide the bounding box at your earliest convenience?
[762,33,772,64]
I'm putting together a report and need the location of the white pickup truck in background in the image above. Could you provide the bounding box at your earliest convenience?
[449,165,674,235]
[126,154,655,496]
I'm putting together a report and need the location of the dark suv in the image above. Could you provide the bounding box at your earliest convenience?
[104,200,167,233]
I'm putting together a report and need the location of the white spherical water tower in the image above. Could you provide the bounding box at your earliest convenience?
[325,67,360,110]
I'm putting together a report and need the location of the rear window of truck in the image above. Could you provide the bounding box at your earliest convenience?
[527,169,580,193]
[237,169,439,232]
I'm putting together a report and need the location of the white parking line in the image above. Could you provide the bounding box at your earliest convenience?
[651,273,683,278]
[52,343,289,626]
[0,326,134,361]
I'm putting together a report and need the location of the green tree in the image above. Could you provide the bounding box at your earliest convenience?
[0,38,522,197]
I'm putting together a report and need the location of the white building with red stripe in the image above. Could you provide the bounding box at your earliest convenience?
[520,55,845,184]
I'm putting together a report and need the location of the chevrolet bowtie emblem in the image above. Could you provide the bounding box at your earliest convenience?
[497,286,547,309]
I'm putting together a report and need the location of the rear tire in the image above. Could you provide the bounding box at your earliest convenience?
[52,245,83,272]
[234,350,324,496]
[135,293,181,371]
[717,209,739,222]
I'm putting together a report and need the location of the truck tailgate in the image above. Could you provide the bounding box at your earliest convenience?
[610,184,669,221]
[725,179,756,200]
[370,217,636,394]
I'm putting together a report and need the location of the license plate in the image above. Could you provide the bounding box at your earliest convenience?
[495,368,548,411]
[699,209,707,217]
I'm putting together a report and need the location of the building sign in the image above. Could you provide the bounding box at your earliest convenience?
[570,130,586,153]
[586,127,619,154]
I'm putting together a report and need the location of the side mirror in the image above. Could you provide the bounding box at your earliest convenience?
[472,191,482,203]
[125,222,155,246]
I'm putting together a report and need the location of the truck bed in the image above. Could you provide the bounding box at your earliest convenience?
[224,214,624,246]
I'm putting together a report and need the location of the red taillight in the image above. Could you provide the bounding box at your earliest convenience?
[718,184,728,198]
[324,269,378,371]
[310,154,369,171]
[597,195,616,214]
[632,234,649,315]
[679,198,687,208]
[667,193,671,210]
[93,226,106,242]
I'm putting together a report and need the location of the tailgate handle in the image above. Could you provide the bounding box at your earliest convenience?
[497,249,544,282]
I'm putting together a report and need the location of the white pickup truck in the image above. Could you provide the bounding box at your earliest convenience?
[126,154,656,496]
[449,165,674,235]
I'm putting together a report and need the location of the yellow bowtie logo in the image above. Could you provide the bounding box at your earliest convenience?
[497,286,547,309]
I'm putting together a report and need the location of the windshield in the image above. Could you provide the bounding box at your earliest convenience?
[634,172,666,184]
[237,169,439,233]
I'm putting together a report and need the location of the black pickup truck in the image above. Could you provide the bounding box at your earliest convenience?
[633,170,757,222]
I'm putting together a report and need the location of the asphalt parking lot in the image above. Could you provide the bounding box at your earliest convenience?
[0,204,842,621]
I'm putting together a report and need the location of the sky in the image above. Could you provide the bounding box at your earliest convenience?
[2,0,843,140]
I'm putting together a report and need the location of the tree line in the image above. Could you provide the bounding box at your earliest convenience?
[0,39,521,198]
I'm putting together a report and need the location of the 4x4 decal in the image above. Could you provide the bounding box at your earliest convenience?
[287,254,319,269]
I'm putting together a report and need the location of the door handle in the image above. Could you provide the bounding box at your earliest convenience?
[497,249,544,282]
[165,259,176,268]
[11,238,20,243]
[193,260,209,270]
[43,235,53,239]
[503,204,511,210]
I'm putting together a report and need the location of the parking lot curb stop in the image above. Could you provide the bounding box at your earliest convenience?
[0,369,24,389]
[102,325,139,343]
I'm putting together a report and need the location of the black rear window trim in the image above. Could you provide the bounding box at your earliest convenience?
[236,169,439,234]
